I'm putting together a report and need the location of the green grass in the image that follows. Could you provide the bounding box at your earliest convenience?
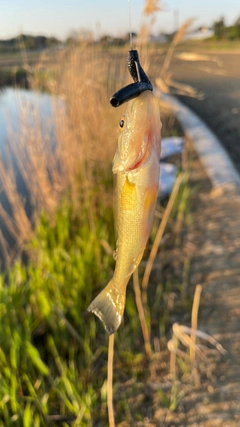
[175,39,240,52]
[0,39,194,423]
[0,67,28,87]
[0,173,117,426]
[0,158,193,425]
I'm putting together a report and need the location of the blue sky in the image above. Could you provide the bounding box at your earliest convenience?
[1,0,240,40]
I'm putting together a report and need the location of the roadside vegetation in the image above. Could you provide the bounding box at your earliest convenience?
[0,2,224,425]
[0,37,196,425]
[0,34,60,53]
[213,17,240,40]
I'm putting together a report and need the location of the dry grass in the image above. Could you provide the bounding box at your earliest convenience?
[108,334,115,427]
[143,0,161,15]
[161,19,194,81]
[0,16,216,424]
[190,284,202,360]
[133,269,152,359]
[0,44,226,426]
[155,18,204,99]
[136,0,162,71]
[142,172,186,304]
[0,44,124,265]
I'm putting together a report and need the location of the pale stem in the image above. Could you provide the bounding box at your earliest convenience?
[142,172,185,307]
[133,269,152,359]
[107,334,115,427]
[190,284,202,360]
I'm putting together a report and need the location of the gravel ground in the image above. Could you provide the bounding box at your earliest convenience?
[168,146,240,426]
[119,146,240,427]
[168,52,240,425]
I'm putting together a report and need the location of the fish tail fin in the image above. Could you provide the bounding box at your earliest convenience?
[87,279,126,335]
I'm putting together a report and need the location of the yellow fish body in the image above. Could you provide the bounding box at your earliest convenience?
[88,91,162,334]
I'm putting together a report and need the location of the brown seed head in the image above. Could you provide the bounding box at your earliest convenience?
[143,0,161,15]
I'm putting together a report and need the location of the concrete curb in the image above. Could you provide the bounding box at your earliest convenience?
[156,90,240,188]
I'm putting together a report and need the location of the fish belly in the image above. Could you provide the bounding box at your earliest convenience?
[113,148,160,287]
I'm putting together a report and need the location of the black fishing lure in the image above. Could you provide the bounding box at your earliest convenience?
[110,49,153,107]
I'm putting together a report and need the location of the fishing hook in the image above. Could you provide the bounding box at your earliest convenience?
[110,49,153,107]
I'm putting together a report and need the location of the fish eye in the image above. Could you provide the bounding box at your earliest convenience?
[119,116,125,130]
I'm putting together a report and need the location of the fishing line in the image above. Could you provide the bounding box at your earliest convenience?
[128,0,133,49]
[109,0,153,107]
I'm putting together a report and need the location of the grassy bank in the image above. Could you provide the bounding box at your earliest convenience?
[0,153,192,427]
[0,40,196,426]
[0,67,28,87]
[0,45,120,424]
[0,184,116,426]
[168,38,240,52]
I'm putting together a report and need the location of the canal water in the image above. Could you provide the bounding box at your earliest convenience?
[0,87,57,152]
[0,87,59,266]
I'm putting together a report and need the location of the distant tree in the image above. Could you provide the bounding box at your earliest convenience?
[24,36,35,50]
[0,34,60,52]
[99,34,127,47]
[214,17,225,40]
[65,29,93,45]
[66,30,79,45]
[226,24,240,40]
[35,36,48,49]
[46,37,60,48]
[100,35,112,46]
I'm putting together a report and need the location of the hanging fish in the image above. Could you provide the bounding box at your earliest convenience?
[87,51,162,335]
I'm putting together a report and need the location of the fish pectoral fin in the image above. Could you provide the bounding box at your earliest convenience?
[87,280,126,335]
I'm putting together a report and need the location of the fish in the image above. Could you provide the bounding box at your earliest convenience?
[87,90,162,335]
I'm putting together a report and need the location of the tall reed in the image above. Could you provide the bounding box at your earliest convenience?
[0,44,125,265]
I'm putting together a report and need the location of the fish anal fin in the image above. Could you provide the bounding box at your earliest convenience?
[87,280,126,335]
[124,249,145,279]
[113,240,118,261]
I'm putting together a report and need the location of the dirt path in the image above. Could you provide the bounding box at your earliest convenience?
[150,51,240,173]
[174,52,240,174]
[167,149,240,426]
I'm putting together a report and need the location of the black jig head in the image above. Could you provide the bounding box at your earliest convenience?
[110,49,153,108]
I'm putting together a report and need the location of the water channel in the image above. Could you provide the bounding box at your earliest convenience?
[0,87,56,150]
[0,87,58,266]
